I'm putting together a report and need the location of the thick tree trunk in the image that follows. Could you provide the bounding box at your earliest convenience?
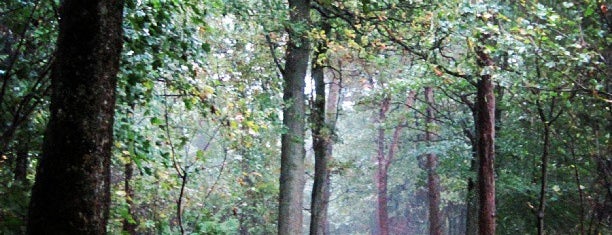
[278,0,310,233]
[475,75,496,235]
[27,0,124,234]
[473,27,497,234]
[424,87,442,235]
[310,21,334,234]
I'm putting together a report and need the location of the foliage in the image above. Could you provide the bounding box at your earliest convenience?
[0,0,610,234]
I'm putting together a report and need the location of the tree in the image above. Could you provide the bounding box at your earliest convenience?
[373,90,415,235]
[278,0,311,233]
[475,32,496,235]
[309,20,335,235]
[27,0,125,233]
[424,87,442,235]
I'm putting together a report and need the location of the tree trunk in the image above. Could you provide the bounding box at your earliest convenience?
[536,122,550,235]
[14,142,28,184]
[475,74,496,235]
[375,97,391,235]
[310,20,334,235]
[374,92,414,235]
[123,161,137,235]
[376,166,390,235]
[27,0,124,234]
[462,98,479,235]
[534,97,562,235]
[424,87,442,235]
[278,0,310,233]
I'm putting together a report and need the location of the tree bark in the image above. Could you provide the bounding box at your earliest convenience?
[473,26,497,234]
[278,0,310,233]
[461,96,479,235]
[14,142,28,184]
[536,121,550,235]
[374,92,415,235]
[475,74,496,235]
[27,0,124,234]
[375,97,391,235]
[310,20,334,235]
[424,87,442,235]
[123,161,137,235]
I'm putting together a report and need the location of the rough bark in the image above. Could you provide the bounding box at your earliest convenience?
[278,0,310,233]
[424,87,442,235]
[473,27,497,235]
[310,20,334,235]
[475,74,496,235]
[27,0,124,234]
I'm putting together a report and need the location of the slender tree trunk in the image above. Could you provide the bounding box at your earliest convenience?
[374,93,414,235]
[534,97,561,235]
[424,87,442,235]
[123,161,137,235]
[376,166,390,235]
[536,122,550,235]
[14,142,28,184]
[310,20,333,235]
[278,0,310,233]
[27,0,124,234]
[463,104,479,235]
[375,97,390,235]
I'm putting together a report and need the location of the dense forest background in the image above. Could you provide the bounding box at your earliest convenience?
[1,0,610,234]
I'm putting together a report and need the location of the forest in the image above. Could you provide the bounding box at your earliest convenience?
[0,0,611,234]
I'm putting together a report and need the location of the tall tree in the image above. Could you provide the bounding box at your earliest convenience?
[27,0,125,233]
[475,32,496,235]
[374,91,415,235]
[278,0,311,233]
[424,87,442,235]
[309,20,334,235]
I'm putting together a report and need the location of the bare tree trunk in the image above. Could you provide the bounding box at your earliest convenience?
[461,97,479,235]
[424,87,442,235]
[27,0,124,233]
[374,92,415,235]
[473,24,497,234]
[534,96,563,235]
[536,122,550,235]
[375,97,391,235]
[14,141,28,184]
[278,0,310,233]
[475,74,496,235]
[310,20,333,235]
[123,161,137,235]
